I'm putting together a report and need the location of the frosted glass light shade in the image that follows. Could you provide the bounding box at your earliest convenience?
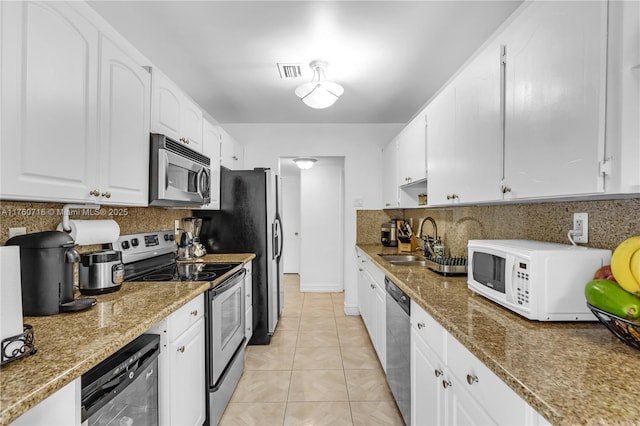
[295,81,344,109]
[293,157,317,169]
[295,60,344,109]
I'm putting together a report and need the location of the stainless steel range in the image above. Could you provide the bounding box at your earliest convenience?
[115,231,246,426]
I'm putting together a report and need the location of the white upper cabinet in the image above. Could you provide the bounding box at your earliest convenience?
[1,1,99,203]
[501,0,608,199]
[428,41,503,206]
[220,127,244,170]
[0,1,150,206]
[197,119,221,210]
[151,69,203,152]
[396,114,427,186]
[382,140,398,208]
[97,34,151,206]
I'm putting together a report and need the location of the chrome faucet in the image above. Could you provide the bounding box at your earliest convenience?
[418,217,438,256]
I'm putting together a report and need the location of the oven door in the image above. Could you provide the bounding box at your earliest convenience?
[152,148,211,206]
[209,269,246,387]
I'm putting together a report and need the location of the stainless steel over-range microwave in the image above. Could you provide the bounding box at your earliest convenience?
[149,133,211,207]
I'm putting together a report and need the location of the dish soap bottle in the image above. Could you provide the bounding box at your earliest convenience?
[433,238,445,258]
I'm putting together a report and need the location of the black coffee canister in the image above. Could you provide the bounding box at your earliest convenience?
[6,231,79,316]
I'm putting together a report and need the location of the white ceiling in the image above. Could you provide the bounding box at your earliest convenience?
[89,1,522,125]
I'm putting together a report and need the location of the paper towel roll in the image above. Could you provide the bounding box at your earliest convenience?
[1,246,24,343]
[57,219,120,245]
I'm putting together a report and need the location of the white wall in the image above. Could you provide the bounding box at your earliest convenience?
[281,173,301,274]
[300,160,344,292]
[224,123,402,313]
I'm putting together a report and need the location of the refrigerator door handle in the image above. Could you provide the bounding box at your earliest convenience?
[272,217,283,261]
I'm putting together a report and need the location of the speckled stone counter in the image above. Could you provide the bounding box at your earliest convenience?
[357,244,640,426]
[0,253,256,425]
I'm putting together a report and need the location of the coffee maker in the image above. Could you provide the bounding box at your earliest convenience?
[381,221,398,247]
[179,217,206,258]
[5,231,93,316]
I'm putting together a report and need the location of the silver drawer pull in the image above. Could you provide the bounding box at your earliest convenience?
[417,322,425,329]
[190,310,198,316]
[466,374,479,385]
[434,369,443,377]
[442,379,452,389]
[177,346,185,353]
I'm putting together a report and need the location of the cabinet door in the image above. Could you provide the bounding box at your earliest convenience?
[198,120,221,210]
[181,98,203,152]
[220,127,242,169]
[446,374,495,426]
[382,140,398,208]
[97,34,150,206]
[151,69,181,141]
[397,114,427,185]
[1,1,98,203]
[373,282,386,370]
[356,256,371,331]
[454,43,503,203]
[411,328,444,426]
[169,318,206,426]
[426,86,457,205]
[503,1,607,199]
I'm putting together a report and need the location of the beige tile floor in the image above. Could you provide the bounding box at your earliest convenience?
[220,274,404,426]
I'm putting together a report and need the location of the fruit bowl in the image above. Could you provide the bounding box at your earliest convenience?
[587,303,640,351]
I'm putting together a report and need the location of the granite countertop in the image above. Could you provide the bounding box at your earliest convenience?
[357,244,640,426]
[0,253,255,426]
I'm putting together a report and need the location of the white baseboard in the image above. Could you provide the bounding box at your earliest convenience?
[343,303,360,316]
[299,284,343,293]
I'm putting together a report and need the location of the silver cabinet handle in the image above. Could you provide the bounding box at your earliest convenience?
[101,191,111,198]
[442,379,452,389]
[400,295,407,302]
[434,369,443,377]
[417,322,425,329]
[370,284,375,289]
[177,346,185,353]
[180,137,190,144]
[190,310,198,316]
[358,268,363,272]
[466,374,479,385]
[90,189,100,196]
[446,194,459,200]
[232,155,238,160]
[501,185,512,194]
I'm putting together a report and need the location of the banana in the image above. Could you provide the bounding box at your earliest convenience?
[630,249,640,288]
[611,236,640,296]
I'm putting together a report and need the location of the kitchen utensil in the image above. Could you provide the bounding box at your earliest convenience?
[79,249,124,295]
[5,231,88,316]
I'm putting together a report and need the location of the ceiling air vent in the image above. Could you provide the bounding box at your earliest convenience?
[277,63,304,79]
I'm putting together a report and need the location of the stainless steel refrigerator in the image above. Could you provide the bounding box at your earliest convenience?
[195,167,283,345]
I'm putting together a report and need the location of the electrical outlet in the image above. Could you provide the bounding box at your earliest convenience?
[8,227,26,238]
[174,220,180,236]
[573,212,588,243]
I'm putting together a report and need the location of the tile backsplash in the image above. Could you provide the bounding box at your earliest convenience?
[357,198,640,256]
[0,201,191,252]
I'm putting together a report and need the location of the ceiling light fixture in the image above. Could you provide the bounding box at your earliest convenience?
[293,157,317,169]
[294,60,344,109]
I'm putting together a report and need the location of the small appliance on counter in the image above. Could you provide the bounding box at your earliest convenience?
[381,221,398,247]
[5,231,96,316]
[79,250,124,295]
[178,217,206,259]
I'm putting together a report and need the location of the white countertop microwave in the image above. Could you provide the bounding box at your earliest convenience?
[467,240,611,321]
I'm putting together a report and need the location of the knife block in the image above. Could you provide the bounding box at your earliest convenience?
[398,235,418,253]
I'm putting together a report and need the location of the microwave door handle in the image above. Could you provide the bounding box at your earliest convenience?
[505,255,516,304]
[159,151,169,191]
[197,168,210,198]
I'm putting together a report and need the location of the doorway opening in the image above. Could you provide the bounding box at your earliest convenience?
[279,156,345,293]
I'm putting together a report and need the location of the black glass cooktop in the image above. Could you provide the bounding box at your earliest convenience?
[134,262,241,282]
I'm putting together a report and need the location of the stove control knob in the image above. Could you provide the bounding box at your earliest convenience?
[169,235,174,241]
[131,238,139,247]
[164,234,170,241]
[121,241,130,250]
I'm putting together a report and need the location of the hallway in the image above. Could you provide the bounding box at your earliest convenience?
[219,274,404,425]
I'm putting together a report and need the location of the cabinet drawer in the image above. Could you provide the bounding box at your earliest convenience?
[447,334,529,425]
[410,300,445,362]
[167,295,204,339]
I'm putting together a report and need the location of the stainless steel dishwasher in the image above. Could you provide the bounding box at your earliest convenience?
[385,277,411,426]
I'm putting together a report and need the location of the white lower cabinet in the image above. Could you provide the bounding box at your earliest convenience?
[151,295,206,426]
[411,300,549,426]
[244,261,254,344]
[355,248,386,371]
[10,379,81,426]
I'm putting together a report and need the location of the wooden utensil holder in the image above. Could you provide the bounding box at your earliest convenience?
[398,235,418,253]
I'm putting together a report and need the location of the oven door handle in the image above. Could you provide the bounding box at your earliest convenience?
[212,268,246,296]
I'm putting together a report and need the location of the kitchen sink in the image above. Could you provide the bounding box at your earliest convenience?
[378,254,427,267]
